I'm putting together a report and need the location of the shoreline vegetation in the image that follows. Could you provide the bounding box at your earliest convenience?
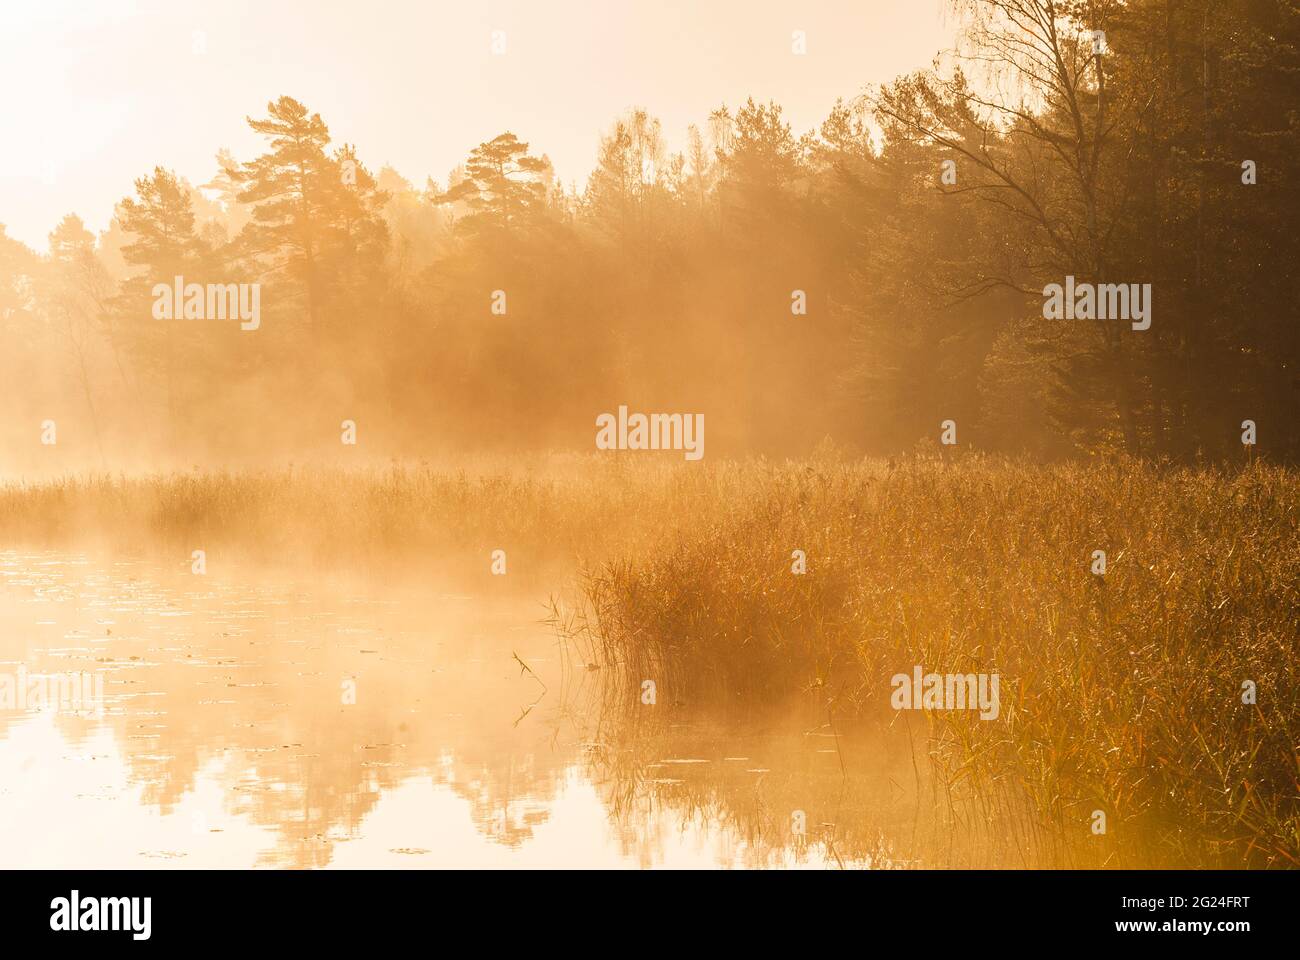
[2,453,1296,867]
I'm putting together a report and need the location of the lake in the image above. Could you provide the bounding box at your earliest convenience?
[0,550,885,868]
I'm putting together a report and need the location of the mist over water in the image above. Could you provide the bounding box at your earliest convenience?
[2,0,1298,875]
[0,550,874,868]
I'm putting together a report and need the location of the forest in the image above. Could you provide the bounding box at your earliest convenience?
[3,0,1296,472]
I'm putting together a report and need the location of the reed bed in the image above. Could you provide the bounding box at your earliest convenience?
[2,453,1295,865]
[560,455,1300,867]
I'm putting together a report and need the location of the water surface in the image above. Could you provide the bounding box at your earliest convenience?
[0,551,871,868]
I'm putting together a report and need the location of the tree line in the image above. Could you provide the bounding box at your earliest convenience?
[2,0,1295,469]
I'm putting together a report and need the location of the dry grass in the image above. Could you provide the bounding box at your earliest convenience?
[0,456,693,585]
[3,452,1295,866]
[559,454,1300,867]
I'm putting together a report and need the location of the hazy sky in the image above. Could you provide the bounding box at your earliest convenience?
[0,0,954,250]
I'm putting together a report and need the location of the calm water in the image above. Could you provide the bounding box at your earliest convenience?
[0,551,878,868]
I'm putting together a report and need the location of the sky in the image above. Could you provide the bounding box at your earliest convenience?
[0,0,955,251]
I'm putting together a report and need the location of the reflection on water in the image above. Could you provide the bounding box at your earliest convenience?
[1,551,880,868]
